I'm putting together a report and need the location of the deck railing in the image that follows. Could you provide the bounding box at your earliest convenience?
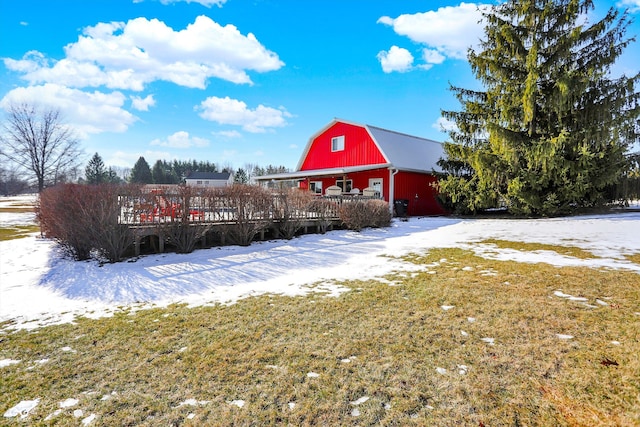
[118,192,379,226]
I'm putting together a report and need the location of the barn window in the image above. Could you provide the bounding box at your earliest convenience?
[331,135,345,152]
[310,181,323,194]
[336,179,352,192]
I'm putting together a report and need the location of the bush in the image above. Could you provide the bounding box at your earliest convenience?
[215,184,273,246]
[38,184,96,260]
[38,184,137,262]
[159,185,212,253]
[339,199,392,231]
[272,188,313,239]
[308,199,338,234]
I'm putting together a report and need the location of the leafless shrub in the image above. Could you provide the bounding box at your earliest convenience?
[38,183,138,262]
[368,199,392,228]
[308,198,338,234]
[89,184,137,262]
[215,184,273,246]
[272,188,313,239]
[38,184,98,260]
[159,185,212,253]
[339,199,391,231]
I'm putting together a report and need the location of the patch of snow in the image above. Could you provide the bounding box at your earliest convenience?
[611,340,621,345]
[350,396,369,405]
[556,334,574,340]
[0,359,20,368]
[461,330,468,336]
[3,399,39,419]
[458,364,469,375]
[178,399,209,407]
[306,372,320,378]
[59,398,79,408]
[288,402,296,410]
[82,414,96,425]
[2,209,639,331]
[73,409,84,418]
[467,317,476,323]
[228,400,245,408]
[481,337,495,345]
[187,413,195,420]
[351,408,361,417]
[435,367,447,375]
[441,305,455,311]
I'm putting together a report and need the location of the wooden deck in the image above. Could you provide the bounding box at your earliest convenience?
[117,194,373,256]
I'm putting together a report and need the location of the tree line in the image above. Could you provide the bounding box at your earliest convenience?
[84,153,290,185]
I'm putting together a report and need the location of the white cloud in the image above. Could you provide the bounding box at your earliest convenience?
[0,84,137,138]
[617,0,640,11]
[432,117,458,133]
[212,130,243,138]
[4,15,283,90]
[131,94,155,111]
[197,96,291,133]
[150,131,209,148]
[376,46,414,73]
[422,48,446,65]
[160,0,227,6]
[378,3,490,65]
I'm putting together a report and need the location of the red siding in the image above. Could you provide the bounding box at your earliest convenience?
[300,122,386,170]
[394,171,447,216]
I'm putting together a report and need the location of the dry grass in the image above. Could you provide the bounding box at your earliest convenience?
[1,247,639,426]
[0,207,35,214]
[0,225,40,241]
[479,239,597,259]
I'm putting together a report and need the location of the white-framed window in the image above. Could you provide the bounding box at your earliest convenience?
[336,179,352,192]
[331,135,345,152]
[309,181,323,194]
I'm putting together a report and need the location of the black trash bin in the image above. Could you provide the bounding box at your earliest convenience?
[394,199,409,217]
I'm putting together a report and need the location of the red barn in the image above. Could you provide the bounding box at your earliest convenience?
[256,119,447,216]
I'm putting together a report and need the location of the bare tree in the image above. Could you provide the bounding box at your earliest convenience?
[0,103,82,192]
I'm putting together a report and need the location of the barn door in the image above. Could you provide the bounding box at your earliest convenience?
[368,178,383,198]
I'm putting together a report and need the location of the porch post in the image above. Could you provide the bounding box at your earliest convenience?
[388,168,398,215]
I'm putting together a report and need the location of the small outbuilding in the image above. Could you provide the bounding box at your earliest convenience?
[184,171,233,188]
[256,118,447,216]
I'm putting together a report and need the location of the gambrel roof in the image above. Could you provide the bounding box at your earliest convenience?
[295,118,445,173]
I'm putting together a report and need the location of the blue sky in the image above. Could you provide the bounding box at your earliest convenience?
[1,0,639,172]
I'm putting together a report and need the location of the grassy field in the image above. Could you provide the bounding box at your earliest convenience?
[1,244,639,426]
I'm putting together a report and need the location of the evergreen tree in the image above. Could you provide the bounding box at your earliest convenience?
[234,168,249,184]
[129,156,153,184]
[106,167,122,184]
[439,0,639,216]
[152,160,169,184]
[85,152,108,184]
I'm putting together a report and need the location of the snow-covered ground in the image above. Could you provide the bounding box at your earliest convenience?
[1,194,639,331]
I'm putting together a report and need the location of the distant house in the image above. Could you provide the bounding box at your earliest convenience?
[255,118,447,216]
[184,171,233,187]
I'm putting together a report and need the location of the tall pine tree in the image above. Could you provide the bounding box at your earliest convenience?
[439,0,640,216]
[129,156,153,184]
[85,152,108,184]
